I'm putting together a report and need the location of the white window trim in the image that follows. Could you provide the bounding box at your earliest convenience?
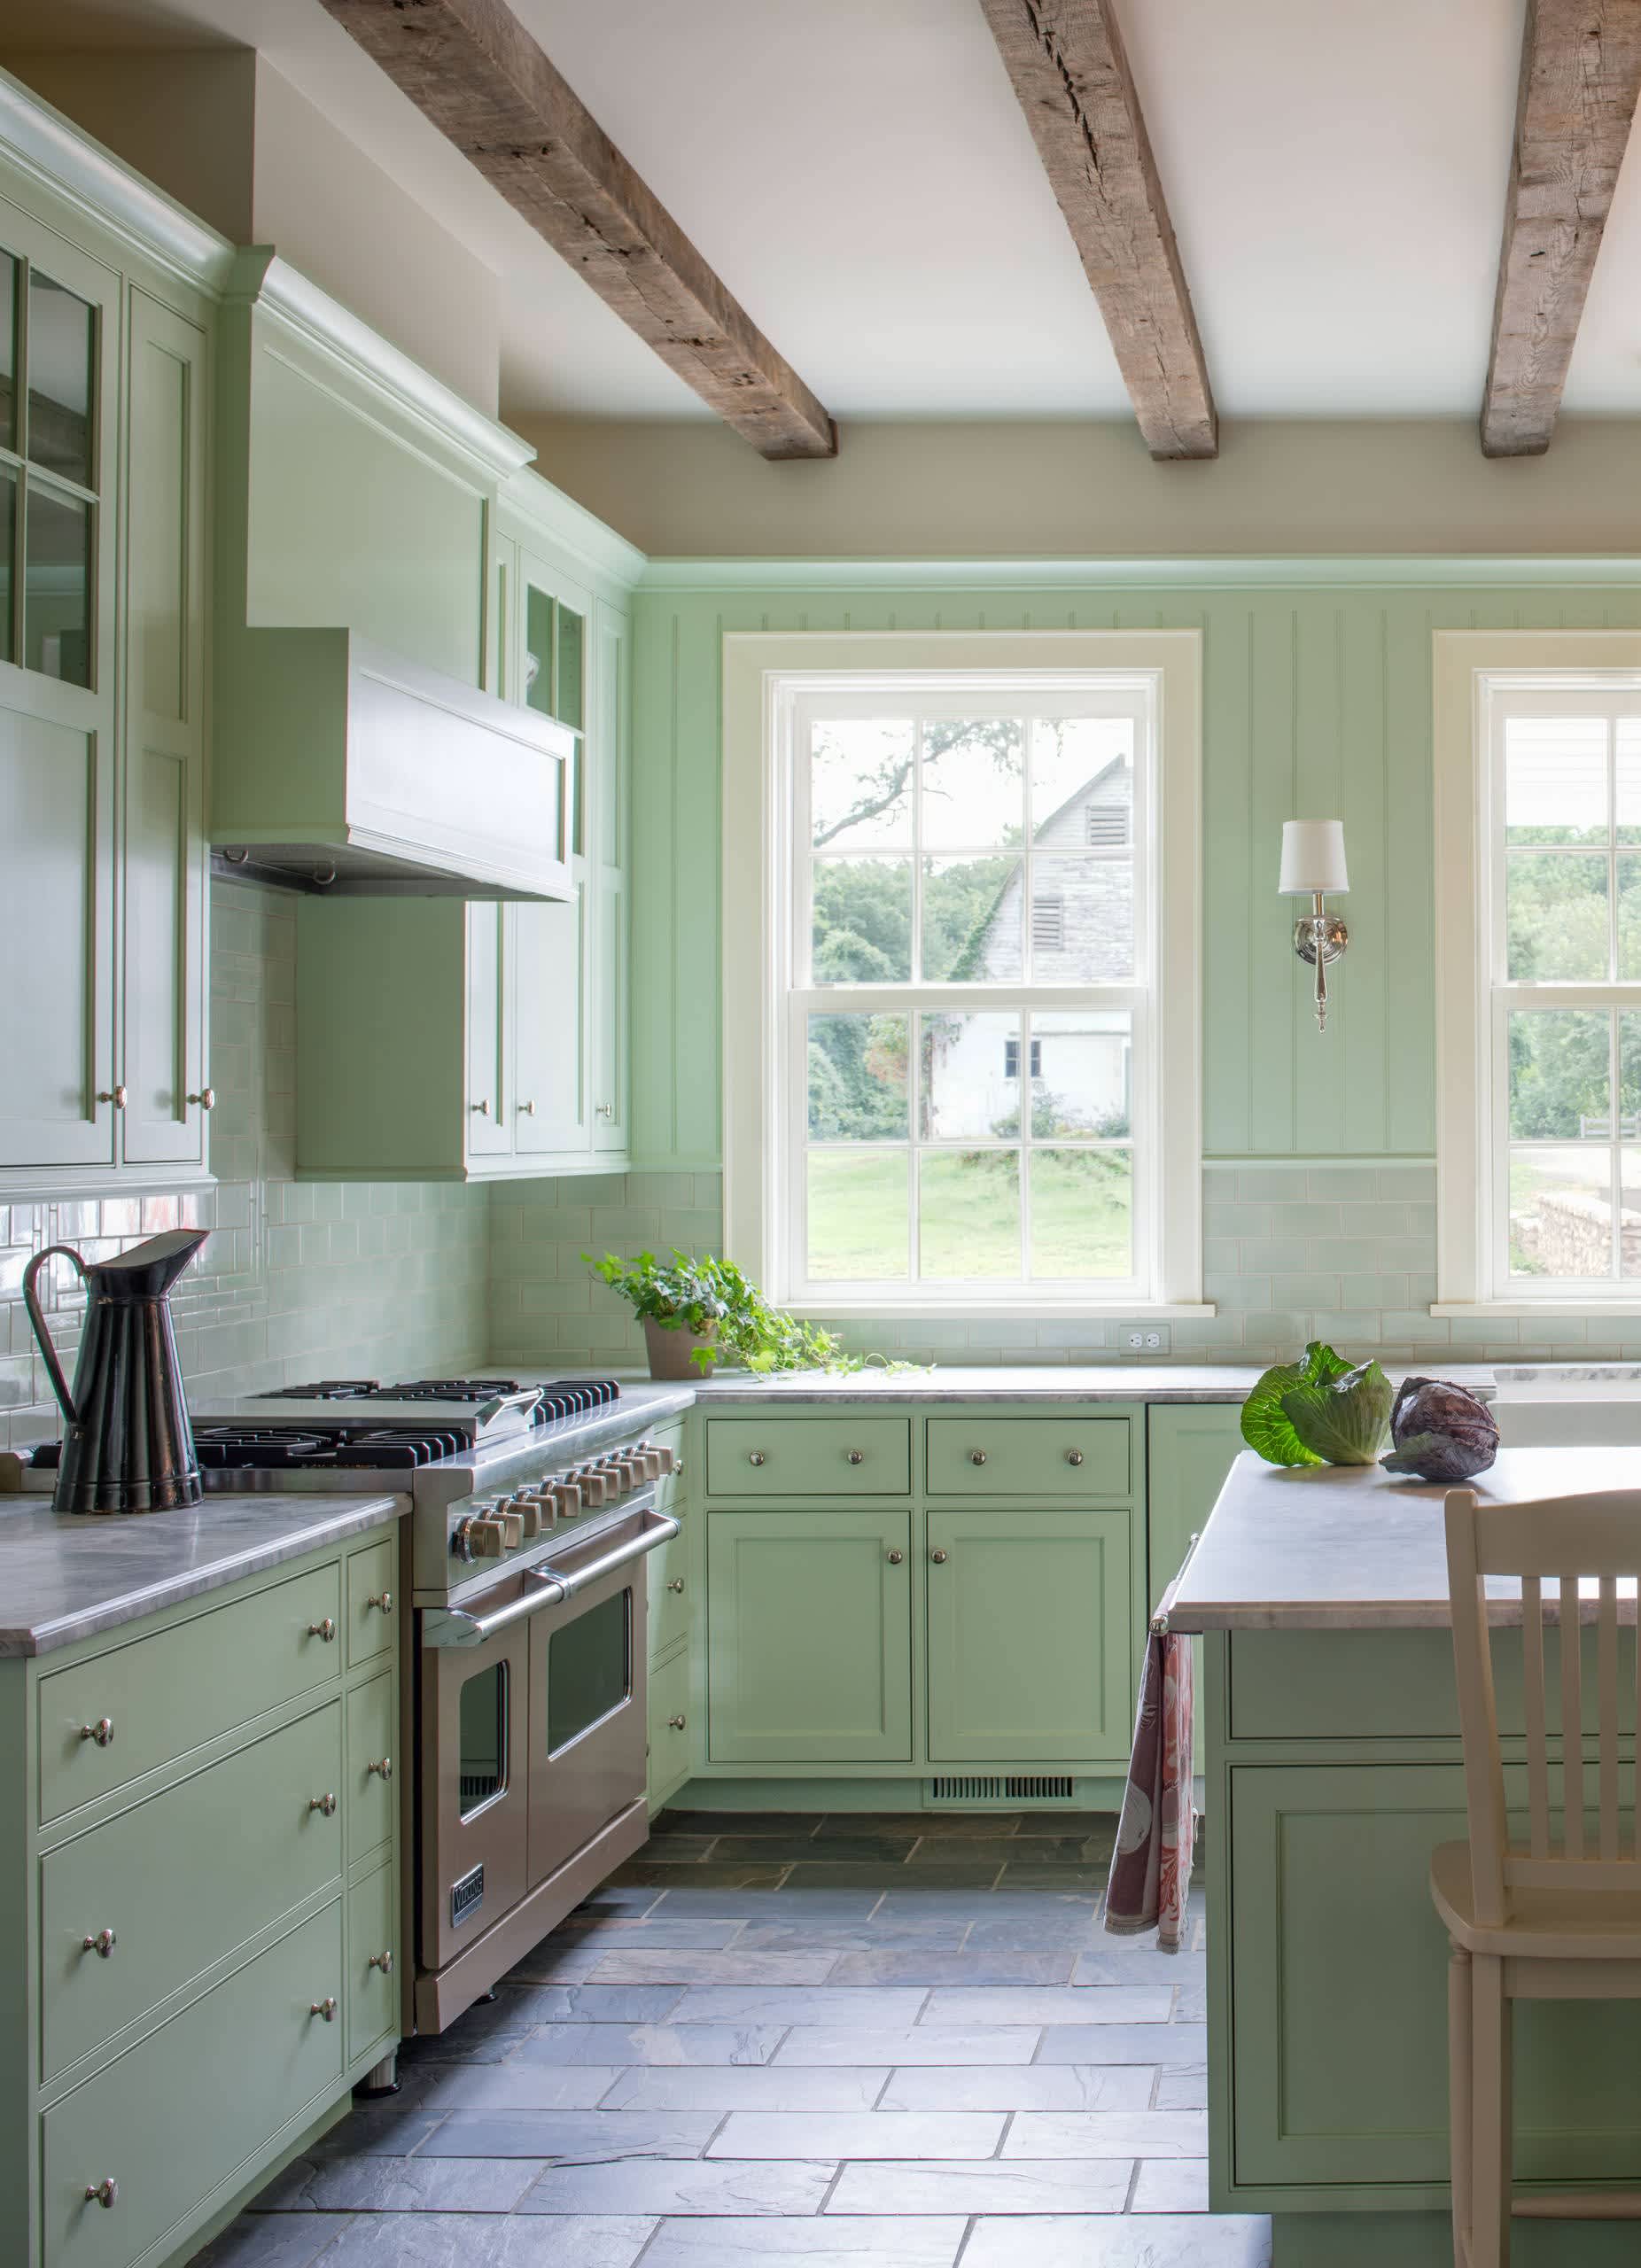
[1433,629,1641,1316]
[721,629,1208,1318]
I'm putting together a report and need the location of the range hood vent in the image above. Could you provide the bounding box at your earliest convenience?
[210,629,575,901]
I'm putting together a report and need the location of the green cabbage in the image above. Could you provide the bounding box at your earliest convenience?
[1240,1341,1353,1466]
[1280,1359,1394,1466]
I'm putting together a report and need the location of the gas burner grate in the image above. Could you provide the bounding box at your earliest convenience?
[194,1426,338,1469]
[377,1379,528,1404]
[331,1428,469,1467]
[261,1379,383,1401]
[194,1421,471,1471]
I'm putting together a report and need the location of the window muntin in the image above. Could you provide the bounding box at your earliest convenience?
[783,679,1154,1302]
[1487,685,1641,1294]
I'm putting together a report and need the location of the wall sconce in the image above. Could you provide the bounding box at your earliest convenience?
[1279,819,1349,1033]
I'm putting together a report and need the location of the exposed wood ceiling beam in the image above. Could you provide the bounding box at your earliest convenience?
[1482,0,1641,458]
[977,0,1216,459]
[320,0,836,459]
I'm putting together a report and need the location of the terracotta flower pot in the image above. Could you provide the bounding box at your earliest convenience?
[642,1316,718,1380]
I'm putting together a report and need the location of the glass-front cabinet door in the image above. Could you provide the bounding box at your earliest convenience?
[0,217,118,1172]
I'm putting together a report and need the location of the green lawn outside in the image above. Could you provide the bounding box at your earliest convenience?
[806,1146,1132,1282]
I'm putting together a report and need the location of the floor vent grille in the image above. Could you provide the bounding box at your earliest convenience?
[927,1775,1077,1806]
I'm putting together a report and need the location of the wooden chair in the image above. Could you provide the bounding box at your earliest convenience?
[1435,1487,1641,2265]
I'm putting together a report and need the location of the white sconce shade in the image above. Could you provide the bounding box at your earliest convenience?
[1279,819,1349,896]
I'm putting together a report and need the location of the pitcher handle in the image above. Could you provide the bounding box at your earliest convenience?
[22,1246,85,1425]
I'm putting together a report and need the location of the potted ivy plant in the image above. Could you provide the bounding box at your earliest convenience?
[583,1248,886,1379]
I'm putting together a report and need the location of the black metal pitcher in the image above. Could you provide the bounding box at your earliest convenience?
[23,1228,207,1513]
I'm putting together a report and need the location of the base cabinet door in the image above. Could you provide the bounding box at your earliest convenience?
[925,1510,1132,1763]
[1147,1405,1243,1700]
[706,1511,913,1764]
[1228,1763,1641,2192]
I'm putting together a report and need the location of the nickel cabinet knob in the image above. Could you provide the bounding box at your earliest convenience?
[969,1449,987,1466]
[309,1996,338,2023]
[369,1949,394,1974]
[931,1548,949,1565]
[518,1099,536,1115]
[367,1756,393,1780]
[308,1792,338,1817]
[669,1713,687,1730]
[79,1717,114,1748]
[366,1590,393,1612]
[846,1449,865,1465]
[188,1087,215,1109]
[886,1549,904,1565]
[471,1098,491,1115]
[83,2179,118,2209]
[748,1450,766,1467]
[1065,1449,1085,1467]
[96,1086,128,1109]
[82,1928,116,1958]
[596,1101,614,1119]
[307,1618,337,1643]
[666,1577,686,1593]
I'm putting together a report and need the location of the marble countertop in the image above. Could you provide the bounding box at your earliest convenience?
[0,1490,408,1658]
[1166,1446,1641,1633]
[559,1363,1503,1406]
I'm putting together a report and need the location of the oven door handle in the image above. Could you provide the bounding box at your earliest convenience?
[546,1510,680,1597]
[421,1565,566,1649]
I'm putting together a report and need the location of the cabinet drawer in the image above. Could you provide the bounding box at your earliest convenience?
[927,1416,1130,1499]
[648,1517,692,1663]
[39,1564,343,1825]
[347,1671,396,1868]
[41,1702,343,2084]
[42,1900,344,2268]
[347,1859,398,2064]
[346,1535,397,1669]
[705,1417,910,1497]
[648,1648,692,1806]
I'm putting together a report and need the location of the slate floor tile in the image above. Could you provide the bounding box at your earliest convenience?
[185,2216,349,2268]
[819,1812,1021,1838]
[599,2066,890,2112]
[502,1945,607,1983]
[576,1885,664,1914]
[888,1858,1014,1884]
[919,1986,1171,2027]
[1072,1946,1207,1985]
[963,1915,1111,1950]
[518,2023,784,2068]
[779,1862,1000,1891]
[1131,2159,1211,2210]
[307,2109,445,2161]
[824,2159,1132,2215]
[1155,2067,1209,2109]
[712,1836,917,1865]
[256,2155,544,2212]
[637,2218,968,2265]
[1036,2022,1207,2066]
[416,2109,719,2161]
[300,2214,659,2266]
[825,1949,1072,1988]
[878,2064,1154,2112]
[993,1865,1108,1890]
[507,1984,685,2023]
[737,1920,968,1953]
[635,1837,723,1863]
[1006,1837,1112,1864]
[1004,2109,1213,2158]
[656,1813,819,1837]
[960,2214,1271,2267]
[554,1918,746,1948]
[670,1986,927,2027]
[409,2067,626,2112]
[650,1890,883,1921]
[707,2110,1005,2160]
[517,2161,835,2216]
[1173,1981,1209,2022]
[873,1890,1095,1920]
[772,2026,1040,2067]
[587,1951,838,1986]
[613,1863,790,1890]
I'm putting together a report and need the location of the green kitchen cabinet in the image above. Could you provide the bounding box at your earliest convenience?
[925,1509,1133,1763]
[1147,1404,1244,1705]
[0,1514,405,2268]
[706,1508,914,1764]
[0,164,214,1199]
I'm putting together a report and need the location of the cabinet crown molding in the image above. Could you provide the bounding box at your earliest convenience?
[0,66,237,295]
[228,247,535,483]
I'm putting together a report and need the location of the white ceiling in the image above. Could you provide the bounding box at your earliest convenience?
[10,0,1641,423]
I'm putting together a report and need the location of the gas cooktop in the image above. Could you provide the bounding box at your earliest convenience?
[255,1377,620,1423]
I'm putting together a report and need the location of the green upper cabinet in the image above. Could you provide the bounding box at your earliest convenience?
[293,492,638,1181]
[0,161,214,1198]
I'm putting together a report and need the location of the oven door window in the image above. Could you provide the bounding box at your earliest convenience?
[547,1587,632,1754]
[458,1658,509,1819]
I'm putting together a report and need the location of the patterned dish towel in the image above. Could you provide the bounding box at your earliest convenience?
[1104,1620,1195,1952]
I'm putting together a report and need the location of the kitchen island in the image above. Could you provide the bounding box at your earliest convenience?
[1170,1448,1641,2266]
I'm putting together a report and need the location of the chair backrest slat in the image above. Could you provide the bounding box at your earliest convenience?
[1445,1487,1641,1922]
[1520,1573,1552,1859]
[1562,1573,1585,1861]
[1599,1574,1622,1862]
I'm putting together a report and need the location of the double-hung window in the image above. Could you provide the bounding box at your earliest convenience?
[1435,635,1641,1309]
[721,633,1204,1316]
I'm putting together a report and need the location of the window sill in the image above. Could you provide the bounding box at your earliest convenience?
[788,1301,1217,1322]
[1431,1301,1641,1318]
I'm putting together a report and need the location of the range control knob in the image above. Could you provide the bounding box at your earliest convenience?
[468,1518,507,1557]
[516,1499,543,1539]
[500,1511,525,1549]
[550,1480,583,1518]
[576,1465,613,1507]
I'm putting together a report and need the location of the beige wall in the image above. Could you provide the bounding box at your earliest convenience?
[517,413,1641,560]
[4,47,501,412]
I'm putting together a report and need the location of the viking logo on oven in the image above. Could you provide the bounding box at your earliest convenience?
[451,1863,485,1928]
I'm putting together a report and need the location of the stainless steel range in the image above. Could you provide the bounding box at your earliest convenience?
[24,1373,688,2054]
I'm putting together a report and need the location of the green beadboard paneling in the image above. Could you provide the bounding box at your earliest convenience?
[629,577,1641,1163]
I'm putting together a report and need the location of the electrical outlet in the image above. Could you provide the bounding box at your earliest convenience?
[1121,1325,1170,1355]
